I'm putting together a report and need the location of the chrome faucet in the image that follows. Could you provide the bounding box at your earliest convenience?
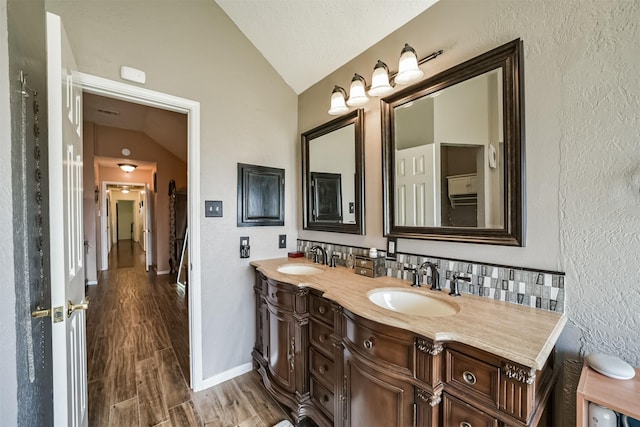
[420,261,440,291]
[450,274,470,297]
[310,245,328,265]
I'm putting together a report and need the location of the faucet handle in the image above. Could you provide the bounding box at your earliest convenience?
[450,274,470,297]
[404,266,421,287]
[329,254,338,268]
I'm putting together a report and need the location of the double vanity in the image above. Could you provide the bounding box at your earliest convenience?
[251,258,566,427]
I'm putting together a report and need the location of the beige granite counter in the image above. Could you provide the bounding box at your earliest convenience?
[251,257,567,370]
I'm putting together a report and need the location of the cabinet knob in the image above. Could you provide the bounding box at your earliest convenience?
[270,291,278,299]
[322,395,329,403]
[318,334,326,343]
[319,365,327,374]
[318,305,326,314]
[462,371,477,385]
[363,339,373,350]
[460,422,472,427]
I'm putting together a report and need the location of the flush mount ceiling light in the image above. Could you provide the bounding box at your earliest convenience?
[368,60,394,97]
[395,43,424,85]
[118,163,137,173]
[121,187,130,194]
[328,86,349,116]
[327,44,443,115]
[346,74,369,107]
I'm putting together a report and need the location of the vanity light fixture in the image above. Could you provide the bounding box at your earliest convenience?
[395,43,424,85]
[346,73,369,107]
[118,163,137,173]
[328,85,349,116]
[368,60,394,97]
[327,43,443,115]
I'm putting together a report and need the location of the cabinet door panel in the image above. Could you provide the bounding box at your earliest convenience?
[267,305,295,393]
[344,348,413,427]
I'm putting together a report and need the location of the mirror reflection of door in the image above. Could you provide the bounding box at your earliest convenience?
[308,124,356,224]
[311,172,343,222]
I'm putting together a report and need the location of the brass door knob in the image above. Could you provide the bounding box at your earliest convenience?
[67,298,89,318]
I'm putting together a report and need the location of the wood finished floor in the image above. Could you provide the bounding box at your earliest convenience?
[87,240,290,426]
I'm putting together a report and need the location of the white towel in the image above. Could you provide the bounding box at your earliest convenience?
[272,421,294,427]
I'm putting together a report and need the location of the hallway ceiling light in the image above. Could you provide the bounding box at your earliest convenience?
[327,44,443,116]
[118,163,137,173]
[121,188,130,194]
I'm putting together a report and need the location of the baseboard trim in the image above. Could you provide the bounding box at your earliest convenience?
[86,280,98,286]
[196,362,253,392]
[156,269,171,275]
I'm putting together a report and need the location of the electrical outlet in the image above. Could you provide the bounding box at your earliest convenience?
[349,202,355,213]
[240,236,250,258]
[278,234,286,249]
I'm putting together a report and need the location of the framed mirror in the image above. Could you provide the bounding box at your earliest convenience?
[302,109,365,234]
[382,39,525,246]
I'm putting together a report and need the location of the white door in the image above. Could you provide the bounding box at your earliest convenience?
[395,144,439,227]
[47,12,89,427]
[144,183,152,271]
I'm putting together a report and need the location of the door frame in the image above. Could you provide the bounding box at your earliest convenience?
[78,72,204,391]
[101,180,147,259]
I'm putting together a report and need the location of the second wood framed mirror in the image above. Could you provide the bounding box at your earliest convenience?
[302,109,365,234]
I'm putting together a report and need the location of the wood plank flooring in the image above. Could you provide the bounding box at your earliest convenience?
[87,240,290,426]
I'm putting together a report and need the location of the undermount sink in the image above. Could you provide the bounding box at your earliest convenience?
[276,264,324,276]
[368,288,459,317]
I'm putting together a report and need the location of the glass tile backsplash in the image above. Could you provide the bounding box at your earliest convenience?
[297,239,565,313]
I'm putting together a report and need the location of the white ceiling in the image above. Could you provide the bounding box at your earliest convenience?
[83,93,188,162]
[83,2,437,154]
[215,0,439,94]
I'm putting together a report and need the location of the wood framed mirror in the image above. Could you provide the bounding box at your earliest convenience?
[382,39,525,246]
[302,109,365,234]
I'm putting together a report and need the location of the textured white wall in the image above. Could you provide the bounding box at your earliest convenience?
[299,0,640,422]
[46,0,298,382]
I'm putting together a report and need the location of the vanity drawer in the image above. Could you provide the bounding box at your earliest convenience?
[266,281,295,310]
[310,293,334,326]
[344,314,413,371]
[310,376,335,419]
[446,349,499,406]
[310,348,335,389]
[443,393,499,427]
[310,319,334,357]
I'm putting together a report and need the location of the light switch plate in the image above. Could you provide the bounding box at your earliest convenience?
[205,200,223,217]
[278,234,286,249]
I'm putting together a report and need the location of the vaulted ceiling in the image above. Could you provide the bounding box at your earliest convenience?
[215,0,439,94]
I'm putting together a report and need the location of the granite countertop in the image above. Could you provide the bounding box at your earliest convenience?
[251,257,567,370]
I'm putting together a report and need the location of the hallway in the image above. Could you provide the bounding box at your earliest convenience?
[87,241,289,426]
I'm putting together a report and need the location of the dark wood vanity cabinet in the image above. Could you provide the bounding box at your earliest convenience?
[252,274,310,423]
[252,271,556,427]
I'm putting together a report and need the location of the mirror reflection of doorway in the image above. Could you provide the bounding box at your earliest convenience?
[441,145,483,227]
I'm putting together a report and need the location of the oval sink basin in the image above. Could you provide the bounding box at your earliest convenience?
[368,289,459,317]
[276,264,324,276]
